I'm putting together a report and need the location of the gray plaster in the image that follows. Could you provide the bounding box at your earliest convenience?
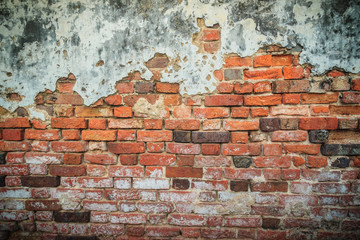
[0,0,359,111]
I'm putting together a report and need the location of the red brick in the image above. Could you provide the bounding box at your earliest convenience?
[252,182,288,192]
[330,105,360,115]
[115,82,134,93]
[146,226,180,237]
[222,144,261,155]
[253,156,291,168]
[351,78,360,90]
[115,130,135,141]
[82,130,116,141]
[139,154,175,166]
[244,95,282,106]
[83,154,116,165]
[205,95,243,106]
[310,106,330,116]
[166,143,200,154]
[123,95,158,106]
[4,118,30,128]
[110,213,146,224]
[24,129,59,141]
[254,81,271,93]
[282,169,300,180]
[103,95,121,106]
[137,130,172,142]
[49,165,86,176]
[251,107,269,117]
[0,164,29,175]
[147,142,164,153]
[201,29,220,41]
[166,167,202,178]
[270,106,309,116]
[114,107,132,118]
[202,144,221,155]
[224,56,252,67]
[145,166,163,178]
[204,168,223,180]
[31,119,47,129]
[244,68,282,80]
[168,214,205,226]
[271,130,307,142]
[57,80,75,93]
[306,156,328,168]
[284,144,320,155]
[63,153,82,165]
[55,93,83,105]
[300,93,338,104]
[342,92,360,103]
[299,117,338,130]
[194,108,229,119]
[143,119,162,130]
[283,66,304,79]
[272,54,292,66]
[108,166,144,177]
[0,141,30,151]
[89,223,124,235]
[107,142,145,154]
[181,227,199,238]
[224,168,261,179]
[51,118,86,129]
[231,132,248,143]
[263,144,282,156]
[156,82,179,93]
[200,229,237,239]
[279,194,318,206]
[6,152,24,163]
[224,120,259,130]
[173,106,192,118]
[2,129,24,141]
[203,41,220,53]
[165,119,200,130]
[313,183,350,194]
[254,55,271,67]
[282,94,300,104]
[217,82,233,93]
[75,106,113,117]
[119,155,137,165]
[177,155,194,166]
[231,107,250,118]
[51,141,86,152]
[88,119,106,129]
[213,69,223,81]
[87,165,106,176]
[61,129,80,140]
[328,70,345,77]
[203,119,221,130]
[234,82,253,94]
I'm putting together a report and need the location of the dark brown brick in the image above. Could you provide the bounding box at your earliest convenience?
[321,144,360,156]
[230,181,248,192]
[26,200,61,211]
[0,176,5,187]
[56,236,98,240]
[173,131,191,143]
[280,118,298,130]
[173,179,190,190]
[135,82,154,93]
[262,218,280,229]
[54,211,90,222]
[127,226,145,237]
[260,118,280,132]
[21,176,60,187]
[272,80,310,93]
[166,167,202,178]
[146,56,169,68]
[49,165,86,176]
[0,152,6,164]
[192,131,230,143]
[233,156,252,168]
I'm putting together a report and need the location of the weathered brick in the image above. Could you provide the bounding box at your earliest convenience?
[194,107,229,119]
[78,177,113,188]
[108,166,144,177]
[252,182,288,192]
[230,181,248,192]
[205,95,243,106]
[51,118,87,129]
[165,119,200,130]
[224,168,262,179]
[139,154,175,166]
[107,142,145,154]
[2,129,24,141]
[166,143,200,154]
[108,119,143,129]
[200,229,236,239]
[137,130,172,142]
[164,95,181,106]
[270,106,309,116]
[75,107,113,117]
[49,165,86,177]
[217,82,234,93]
[156,82,179,93]
[4,118,31,128]
[201,144,221,155]
[224,120,259,131]
[168,214,205,226]
[351,78,360,90]
[234,82,253,94]
[244,95,282,106]
[222,144,261,156]
[253,156,291,168]
[271,130,307,142]
[166,167,202,178]
[284,144,321,155]
[224,69,242,80]
[116,82,134,94]
[312,183,351,194]
[159,191,197,202]
[342,92,360,103]
[233,156,252,168]
[113,107,132,118]
[192,131,230,143]
[144,119,162,130]
[331,157,350,168]
[283,66,304,79]
[134,82,154,93]
[146,226,180,237]
[224,56,251,67]
[260,118,280,131]
[82,130,116,141]
[51,141,87,152]
[26,200,61,211]
[272,80,310,93]
[330,105,360,115]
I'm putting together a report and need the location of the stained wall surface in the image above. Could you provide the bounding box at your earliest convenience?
[0,0,359,239]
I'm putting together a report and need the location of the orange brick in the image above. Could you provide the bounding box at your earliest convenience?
[194,108,229,119]
[5,118,30,128]
[251,108,269,117]
[292,156,305,167]
[144,119,163,130]
[203,120,221,130]
[114,107,132,118]
[88,119,106,129]
[173,106,192,119]
[205,95,243,106]
[62,130,80,140]
[300,93,338,104]
[231,107,250,118]
[263,144,282,156]
[117,130,136,141]
[202,144,221,155]
[217,82,234,93]
[82,130,117,141]
[201,29,220,41]
[213,70,223,81]
[351,78,360,90]
[244,95,282,106]
[224,56,252,68]
[164,95,181,106]
[31,119,47,129]
[104,95,122,105]
[327,70,345,77]
[306,156,327,168]
[137,130,172,142]
[299,118,338,130]
[283,66,304,80]
[156,83,179,93]
[147,142,164,153]
[254,81,271,93]
[25,129,60,141]
[310,106,330,116]
[282,94,300,104]
[272,54,292,66]
[224,120,259,131]
[234,82,253,94]
[116,82,134,94]
[253,55,271,67]
[75,106,113,117]
[244,68,282,80]
[231,132,248,143]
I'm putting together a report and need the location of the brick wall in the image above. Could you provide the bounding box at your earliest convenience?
[0,45,360,239]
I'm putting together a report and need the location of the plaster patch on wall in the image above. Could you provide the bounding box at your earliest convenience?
[0,0,359,112]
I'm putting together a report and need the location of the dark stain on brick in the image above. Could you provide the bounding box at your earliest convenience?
[260,118,280,132]
[174,131,191,143]
[192,131,230,143]
[54,211,90,223]
[309,130,329,143]
[331,157,350,168]
[173,179,190,190]
[135,82,154,93]
[233,156,252,168]
[230,180,248,192]
[21,176,60,187]
[0,152,6,164]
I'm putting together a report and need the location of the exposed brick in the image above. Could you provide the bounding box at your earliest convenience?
[254,81,271,93]
[321,144,360,156]
[63,153,82,165]
[234,82,253,94]
[114,107,132,118]
[26,200,60,211]
[224,69,242,80]
[201,144,221,155]
[230,181,248,192]
[272,80,310,93]
[107,142,145,154]
[223,144,261,155]
[252,182,288,192]
[168,214,205,226]
[166,143,200,154]
[2,129,24,141]
[166,167,202,178]
[49,165,86,177]
[351,78,360,90]
[283,93,301,104]
[51,118,87,129]
[75,106,113,117]
[231,107,250,118]
[104,95,122,105]
[4,118,31,128]
[244,68,282,80]
[205,95,243,106]
[251,107,269,117]
[156,82,179,93]
[231,132,248,143]
[54,211,90,223]
[283,66,304,79]
[139,154,175,166]
[260,118,280,131]
[217,82,233,93]
[254,55,271,67]
[134,82,154,93]
[165,119,200,130]
[194,107,229,119]
[224,56,251,67]
[177,155,194,166]
[253,156,291,168]
[244,95,282,106]
[271,130,307,142]
[330,105,360,115]
[137,130,172,142]
[224,120,259,130]
[116,82,134,93]
[164,95,181,106]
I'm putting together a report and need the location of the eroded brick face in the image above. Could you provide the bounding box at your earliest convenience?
[0,46,359,239]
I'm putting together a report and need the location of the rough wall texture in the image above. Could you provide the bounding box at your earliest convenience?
[0,0,360,240]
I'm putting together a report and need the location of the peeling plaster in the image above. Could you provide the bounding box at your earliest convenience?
[0,0,359,111]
